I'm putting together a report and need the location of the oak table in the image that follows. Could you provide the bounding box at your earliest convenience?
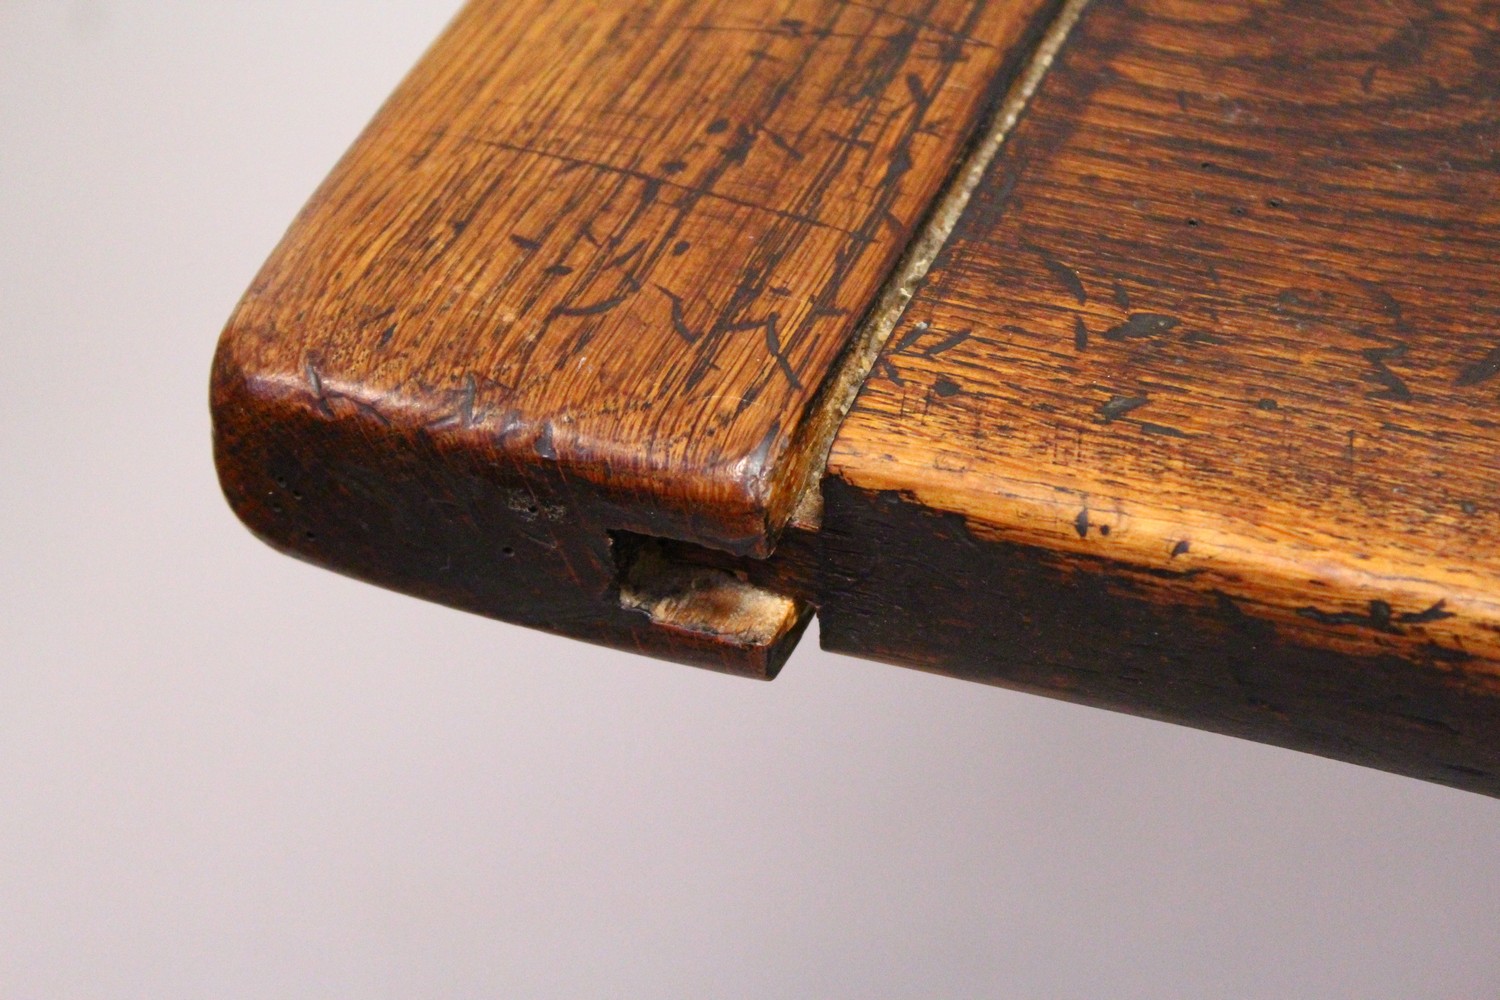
[213,0,1500,794]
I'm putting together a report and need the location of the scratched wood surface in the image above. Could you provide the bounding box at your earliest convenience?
[214,0,1055,556]
[212,0,1057,674]
[822,0,1500,791]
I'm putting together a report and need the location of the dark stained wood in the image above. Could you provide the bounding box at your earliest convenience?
[212,0,1058,674]
[822,0,1500,791]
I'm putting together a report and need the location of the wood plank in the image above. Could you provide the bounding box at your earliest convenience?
[822,0,1500,791]
[211,0,1057,674]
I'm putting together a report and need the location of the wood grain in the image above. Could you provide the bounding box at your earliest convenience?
[823,0,1500,791]
[212,0,1056,673]
[213,0,1500,789]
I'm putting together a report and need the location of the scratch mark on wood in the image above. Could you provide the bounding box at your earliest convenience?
[1034,246,1086,304]
[1102,313,1180,341]
[1099,394,1150,422]
[764,313,802,390]
[1456,345,1500,386]
[1399,599,1457,624]
[656,285,700,345]
[923,327,972,356]
[1361,343,1413,401]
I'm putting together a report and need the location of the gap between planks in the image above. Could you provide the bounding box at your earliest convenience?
[781,0,1092,531]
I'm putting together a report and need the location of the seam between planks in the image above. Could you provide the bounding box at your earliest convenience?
[781,0,1093,530]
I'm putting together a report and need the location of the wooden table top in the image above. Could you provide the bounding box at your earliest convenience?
[213,0,1500,792]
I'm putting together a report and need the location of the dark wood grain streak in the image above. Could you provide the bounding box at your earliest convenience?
[823,0,1500,790]
[212,0,1057,673]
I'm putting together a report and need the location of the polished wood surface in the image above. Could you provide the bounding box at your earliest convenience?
[212,0,1057,674]
[213,0,1054,554]
[213,0,1500,791]
[823,0,1500,791]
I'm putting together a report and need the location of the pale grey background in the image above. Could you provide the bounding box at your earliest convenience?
[2,2,1498,997]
